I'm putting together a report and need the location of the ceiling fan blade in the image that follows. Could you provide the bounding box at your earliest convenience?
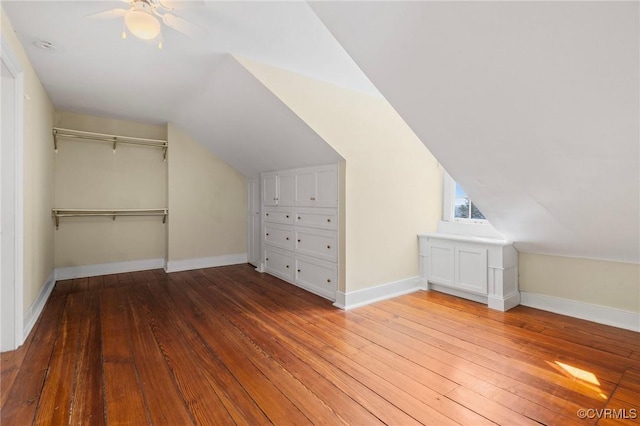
[158,0,203,11]
[85,8,129,19]
[162,13,205,38]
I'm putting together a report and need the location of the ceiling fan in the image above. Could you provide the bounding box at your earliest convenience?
[88,0,203,48]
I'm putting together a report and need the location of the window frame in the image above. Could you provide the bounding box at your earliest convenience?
[442,172,489,225]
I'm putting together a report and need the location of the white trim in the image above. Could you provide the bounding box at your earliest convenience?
[442,171,489,223]
[439,172,503,239]
[55,258,166,280]
[518,249,640,266]
[23,272,55,341]
[1,37,25,349]
[165,253,248,273]
[334,276,423,310]
[520,292,640,332]
[428,283,488,305]
[488,291,521,312]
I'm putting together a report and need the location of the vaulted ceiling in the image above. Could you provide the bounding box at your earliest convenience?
[2,1,364,175]
[310,1,639,262]
[3,1,638,263]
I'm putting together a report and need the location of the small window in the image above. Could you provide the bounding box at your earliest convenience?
[454,183,486,221]
[440,171,503,238]
[442,172,488,224]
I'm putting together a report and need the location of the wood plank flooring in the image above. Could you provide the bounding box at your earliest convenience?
[1,264,639,425]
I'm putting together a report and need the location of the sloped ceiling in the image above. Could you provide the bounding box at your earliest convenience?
[3,1,638,263]
[311,1,640,263]
[1,1,359,175]
[171,55,340,175]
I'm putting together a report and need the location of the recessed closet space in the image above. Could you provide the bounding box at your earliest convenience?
[53,111,168,271]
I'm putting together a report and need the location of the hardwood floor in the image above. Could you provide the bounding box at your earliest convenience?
[2,264,639,425]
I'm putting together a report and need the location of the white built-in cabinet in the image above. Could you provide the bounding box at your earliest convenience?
[262,164,338,301]
[247,177,260,267]
[418,233,520,311]
[262,170,294,207]
[294,165,338,208]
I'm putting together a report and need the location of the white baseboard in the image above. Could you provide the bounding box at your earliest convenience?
[334,276,423,310]
[23,271,55,341]
[55,258,166,281]
[520,292,640,332]
[165,253,247,273]
[488,291,521,312]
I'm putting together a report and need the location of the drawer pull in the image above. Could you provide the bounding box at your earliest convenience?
[286,215,289,218]
[266,213,269,216]
[327,219,331,223]
[327,279,331,283]
[286,265,290,269]
[297,216,301,220]
[297,239,301,243]
[286,237,289,240]
[266,233,269,236]
[310,197,316,201]
[297,269,301,272]
[266,257,269,261]
[327,245,331,249]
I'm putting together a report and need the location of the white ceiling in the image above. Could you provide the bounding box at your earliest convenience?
[310,1,639,262]
[3,1,639,263]
[2,0,370,174]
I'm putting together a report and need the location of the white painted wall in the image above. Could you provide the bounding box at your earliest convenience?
[1,59,17,351]
[311,2,640,318]
[238,57,443,292]
[166,123,247,268]
[1,8,55,336]
[311,1,639,264]
[53,111,168,268]
[520,253,639,314]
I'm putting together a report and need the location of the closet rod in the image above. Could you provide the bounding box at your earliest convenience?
[52,127,168,159]
[52,208,168,230]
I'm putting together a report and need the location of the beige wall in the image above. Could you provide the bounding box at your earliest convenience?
[167,123,247,262]
[237,57,442,292]
[520,252,640,313]
[2,9,56,312]
[53,111,167,266]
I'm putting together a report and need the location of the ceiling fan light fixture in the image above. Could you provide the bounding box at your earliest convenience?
[124,9,161,40]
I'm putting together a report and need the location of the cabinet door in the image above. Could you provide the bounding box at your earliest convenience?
[295,169,316,207]
[427,239,454,287]
[262,173,278,207]
[315,165,338,207]
[264,247,294,282]
[454,244,487,295]
[295,255,337,301]
[264,224,294,251]
[247,177,261,267]
[278,171,295,206]
[294,228,337,262]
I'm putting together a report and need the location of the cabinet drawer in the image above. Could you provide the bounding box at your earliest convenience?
[264,224,294,250]
[295,208,337,230]
[294,255,337,301]
[264,208,294,225]
[264,247,294,281]
[294,228,337,262]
